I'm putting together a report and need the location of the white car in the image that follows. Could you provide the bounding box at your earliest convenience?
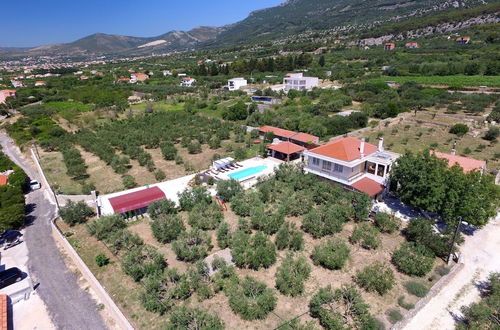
[29,180,41,190]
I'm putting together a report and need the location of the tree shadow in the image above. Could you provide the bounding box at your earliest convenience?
[24,203,37,227]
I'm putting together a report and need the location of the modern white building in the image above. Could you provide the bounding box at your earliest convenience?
[284,73,319,91]
[226,78,247,91]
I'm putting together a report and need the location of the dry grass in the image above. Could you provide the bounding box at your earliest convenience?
[39,150,83,194]
[61,205,451,330]
[351,109,500,171]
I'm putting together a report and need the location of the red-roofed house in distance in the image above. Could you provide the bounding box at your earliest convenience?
[0,175,8,186]
[431,151,486,174]
[304,137,400,199]
[405,42,419,49]
[131,73,149,83]
[35,81,46,87]
[180,77,196,87]
[456,37,470,45]
[384,43,396,50]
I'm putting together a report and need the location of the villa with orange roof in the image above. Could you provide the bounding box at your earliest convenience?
[304,137,400,198]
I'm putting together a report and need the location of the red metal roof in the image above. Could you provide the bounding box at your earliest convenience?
[309,137,377,162]
[351,178,385,198]
[0,175,7,186]
[431,151,485,173]
[259,125,297,139]
[109,187,166,214]
[267,141,305,155]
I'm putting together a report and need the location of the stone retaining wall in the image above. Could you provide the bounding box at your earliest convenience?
[391,261,465,330]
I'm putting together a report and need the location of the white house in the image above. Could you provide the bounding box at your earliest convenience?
[284,73,319,91]
[304,137,399,198]
[227,78,247,91]
[180,77,196,87]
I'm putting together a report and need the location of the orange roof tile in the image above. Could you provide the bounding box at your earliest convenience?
[290,132,318,144]
[310,137,377,162]
[351,178,385,198]
[0,175,7,186]
[267,142,305,155]
[259,126,297,139]
[431,151,485,173]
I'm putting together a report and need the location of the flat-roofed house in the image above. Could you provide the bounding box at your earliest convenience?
[405,42,419,49]
[227,78,247,91]
[283,73,319,91]
[304,137,400,198]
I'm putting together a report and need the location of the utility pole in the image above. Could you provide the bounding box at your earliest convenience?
[447,216,463,264]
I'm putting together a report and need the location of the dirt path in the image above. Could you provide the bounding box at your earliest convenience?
[404,215,500,330]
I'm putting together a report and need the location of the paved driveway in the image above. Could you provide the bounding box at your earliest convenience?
[0,133,107,329]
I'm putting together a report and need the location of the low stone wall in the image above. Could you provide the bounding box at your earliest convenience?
[391,261,465,330]
[52,220,134,330]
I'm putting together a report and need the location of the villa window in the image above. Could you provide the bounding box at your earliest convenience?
[311,157,320,166]
[367,162,376,175]
[334,163,343,173]
[322,160,332,171]
[377,164,385,177]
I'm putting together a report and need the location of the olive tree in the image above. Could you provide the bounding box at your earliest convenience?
[228,276,277,320]
[275,254,311,296]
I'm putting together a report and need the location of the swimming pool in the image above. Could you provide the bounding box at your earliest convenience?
[229,165,268,181]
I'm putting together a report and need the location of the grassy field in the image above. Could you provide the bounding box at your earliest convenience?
[43,101,95,112]
[39,150,84,194]
[129,101,184,112]
[58,207,451,330]
[350,110,500,171]
[368,75,500,87]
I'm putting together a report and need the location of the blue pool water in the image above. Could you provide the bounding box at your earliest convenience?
[229,165,267,180]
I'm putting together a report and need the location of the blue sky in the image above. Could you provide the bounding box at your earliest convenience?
[1,0,283,47]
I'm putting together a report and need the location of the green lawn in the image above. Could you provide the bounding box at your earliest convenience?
[43,101,95,112]
[368,75,500,87]
[129,101,184,112]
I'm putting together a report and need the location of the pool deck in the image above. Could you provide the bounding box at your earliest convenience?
[210,157,283,188]
[97,157,284,216]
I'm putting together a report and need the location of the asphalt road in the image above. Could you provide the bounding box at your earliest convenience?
[0,133,107,330]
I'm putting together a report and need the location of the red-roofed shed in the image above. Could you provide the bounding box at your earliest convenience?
[351,178,385,199]
[0,175,7,186]
[259,125,297,140]
[109,187,166,214]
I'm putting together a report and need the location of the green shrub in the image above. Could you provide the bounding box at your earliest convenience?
[231,231,277,270]
[187,141,202,154]
[59,200,95,226]
[188,202,223,230]
[122,175,137,189]
[275,222,304,251]
[302,204,350,238]
[230,191,262,217]
[484,126,499,141]
[216,222,231,249]
[311,238,350,270]
[105,229,143,255]
[310,285,375,329]
[356,262,395,295]
[398,296,414,310]
[275,254,311,297]
[177,186,211,211]
[172,230,212,262]
[166,306,224,330]
[250,206,285,235]
[148,198,177,218]
[404,281,429,298]
[350,223,381,250]
[405,218,450,258]
[87,216,126,241]
[392,242,435,277]
[228,276,277,320]
[374,212,400,233]
[95,253,109,267]
[449,123,469,137]
[122,246,166,282]
[151,214,185,243]
[154,169,166,181]
[387,309,403,324]
[140,269,192,314]
[216,179,243,202]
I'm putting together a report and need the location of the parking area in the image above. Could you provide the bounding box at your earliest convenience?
[0,230,55,329]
